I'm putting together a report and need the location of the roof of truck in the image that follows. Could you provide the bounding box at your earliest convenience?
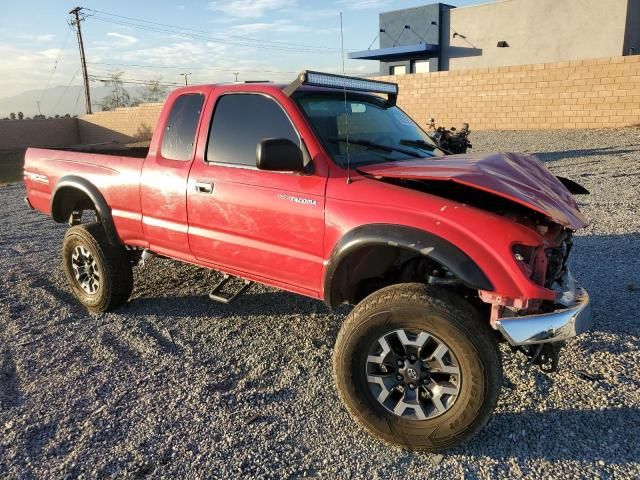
[170,83,385,99]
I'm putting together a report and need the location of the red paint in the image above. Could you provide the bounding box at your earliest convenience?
[24,82,588,308]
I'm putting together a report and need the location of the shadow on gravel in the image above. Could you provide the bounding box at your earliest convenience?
[126,290,329,319]
[22,420,58,458]
[100,331,142,365]
[535,146,638,163]
[30,277,77,308]
[0,347,22,409]
[463,407,640,463]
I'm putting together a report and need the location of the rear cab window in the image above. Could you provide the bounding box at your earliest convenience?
[161,93,205,161]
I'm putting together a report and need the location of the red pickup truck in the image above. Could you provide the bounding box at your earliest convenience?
[24,71,591,452]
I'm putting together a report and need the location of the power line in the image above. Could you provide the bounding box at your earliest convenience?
[71,88,82,116]
[86,15,338,54]
[86,61,299,75]
[38,26,73,106]
[83,7,341,52]
[50,68,81,115]
[88,75,182,87]
[86,61,366,78]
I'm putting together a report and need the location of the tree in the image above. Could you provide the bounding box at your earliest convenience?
[138,78,167,104]
[9,112,16,120]
[17,111,24,120]
[101,71,131,111]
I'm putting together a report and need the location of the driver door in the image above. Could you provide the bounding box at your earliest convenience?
[186,92,327,295]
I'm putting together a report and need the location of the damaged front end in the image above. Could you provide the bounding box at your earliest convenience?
[358,151,593,372]
[492,270,591,371]
[482,227,591,372]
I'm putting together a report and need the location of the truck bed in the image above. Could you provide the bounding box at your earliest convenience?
[51,144,149,158]
[24,146,147,245]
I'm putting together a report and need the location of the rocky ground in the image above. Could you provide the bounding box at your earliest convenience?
[1,128,639,479]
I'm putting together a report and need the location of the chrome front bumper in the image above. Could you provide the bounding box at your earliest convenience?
[496,271,592,346]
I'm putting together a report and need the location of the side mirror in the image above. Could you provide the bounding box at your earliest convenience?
[256,138,304,172]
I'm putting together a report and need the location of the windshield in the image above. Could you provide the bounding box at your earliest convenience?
[294,92,443,167]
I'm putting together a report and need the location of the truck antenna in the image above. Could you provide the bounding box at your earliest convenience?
[340,12,352,185]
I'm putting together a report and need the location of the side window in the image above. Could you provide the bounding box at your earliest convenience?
[160,93,205,161]
[206,94,299,166]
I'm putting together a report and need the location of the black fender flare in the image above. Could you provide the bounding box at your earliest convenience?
[50,175,122,246]
[323,224,493,307]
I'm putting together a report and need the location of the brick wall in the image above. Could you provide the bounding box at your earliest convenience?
[376,55,640,130]
[77,103,163,144]
[0,118,79,150]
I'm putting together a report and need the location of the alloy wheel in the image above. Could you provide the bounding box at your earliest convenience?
[365,328,461,420]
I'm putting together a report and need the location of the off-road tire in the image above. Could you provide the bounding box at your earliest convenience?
[62,222,133,313]
[333,283,502,452]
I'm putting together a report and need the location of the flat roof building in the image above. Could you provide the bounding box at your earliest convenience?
[349,0,640,75]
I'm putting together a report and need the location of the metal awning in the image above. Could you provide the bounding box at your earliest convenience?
[348,43,438,61]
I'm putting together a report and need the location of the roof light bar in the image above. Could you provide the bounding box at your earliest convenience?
[283,70,399,104]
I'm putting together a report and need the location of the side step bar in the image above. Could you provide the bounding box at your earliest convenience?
[209,274,253,304]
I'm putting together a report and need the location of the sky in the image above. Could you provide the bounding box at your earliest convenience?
[0,0,490,105]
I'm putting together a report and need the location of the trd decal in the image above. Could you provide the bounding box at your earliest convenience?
[277,193,318,206]
[23,171,49,184]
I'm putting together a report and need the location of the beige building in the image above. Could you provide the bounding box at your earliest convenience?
[350,0,640,74]
[443,0,640,70]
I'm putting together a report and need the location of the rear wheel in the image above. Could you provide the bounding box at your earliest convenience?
[333,283,502,452]
[62,222,133,313]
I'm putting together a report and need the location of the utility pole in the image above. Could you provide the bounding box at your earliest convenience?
[233,71,239,82]
[179,73,191,86]
[36,101,42,116]
[69,7,92,114]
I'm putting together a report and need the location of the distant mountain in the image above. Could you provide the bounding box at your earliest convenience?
[0,85,144,119]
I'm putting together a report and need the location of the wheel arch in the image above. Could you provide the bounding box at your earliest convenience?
[324,224,493,308]
[51,175,121,246]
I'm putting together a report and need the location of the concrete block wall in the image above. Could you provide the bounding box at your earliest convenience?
[0,118,80,150]
[377,55,640,130]
[77,103,163,144]
[1,56,638,154]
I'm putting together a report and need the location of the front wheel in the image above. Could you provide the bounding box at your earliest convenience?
[333,283,502,452]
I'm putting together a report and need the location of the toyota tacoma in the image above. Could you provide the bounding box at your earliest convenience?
[24,71,592,452]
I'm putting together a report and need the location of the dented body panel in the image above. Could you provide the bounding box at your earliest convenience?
[357,152,588,230]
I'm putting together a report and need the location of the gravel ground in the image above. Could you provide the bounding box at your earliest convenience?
[1,128,639,479]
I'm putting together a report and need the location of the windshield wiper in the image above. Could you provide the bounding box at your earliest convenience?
[327,137,420,158]
[399,138,437,151]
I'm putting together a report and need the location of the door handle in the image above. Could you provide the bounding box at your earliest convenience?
[194,181,214,194]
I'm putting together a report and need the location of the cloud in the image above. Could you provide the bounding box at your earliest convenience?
[119,41,232,67]
[339,0,387,10]
[176,4,185,9]
[16,33,56,42]
[230,20,306,35]
[0,43,78,99]
[301,9,341,20]
[39,48,64,59]
[106,32,139,46]
[207,0,296,19]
